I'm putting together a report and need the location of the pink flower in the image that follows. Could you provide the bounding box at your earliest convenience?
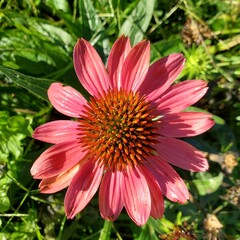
[31,36,214,226]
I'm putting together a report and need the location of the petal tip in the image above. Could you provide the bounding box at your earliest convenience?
[168,52,186,65]
[202,162,210,172]
[32,130,37,140]
[30,165,37,177]
[65,206,76,219]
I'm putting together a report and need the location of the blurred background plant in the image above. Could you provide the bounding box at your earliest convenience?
[0,0,239,239]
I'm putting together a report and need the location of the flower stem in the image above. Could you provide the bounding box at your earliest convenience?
[99,220,112,240]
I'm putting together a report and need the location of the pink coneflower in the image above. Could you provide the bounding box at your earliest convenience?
[31,36,214,226]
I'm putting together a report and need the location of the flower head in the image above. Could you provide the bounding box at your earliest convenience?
[31,36,214,226]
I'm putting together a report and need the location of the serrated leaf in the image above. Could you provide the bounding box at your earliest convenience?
[0,177,12,213]
[119,0,155,45]
[0,65,53,101]
[0,111,32,160]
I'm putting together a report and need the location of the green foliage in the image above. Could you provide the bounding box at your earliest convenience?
[0,110,32,215]
[119,0,155,45]
[0,111,32,162]
[192,172,223,196]
[0,65,54,101]
[0,0,239,239]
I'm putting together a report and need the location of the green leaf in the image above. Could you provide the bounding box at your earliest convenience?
[0,27,71,75]
[79,0,102,32]
[0,111,33,160]
[138,224,158,240]
[0,12,72,75]
[0,111,10,125]
[151,37,183,61]
[27,18,74,49]
[43,0,71,13]
[0,65,54,101]
[7,116,25,132]
[0,177,12,213]
[147,217,174,234]
[119,0,155,45]
[192,173,224,196]
[7,135,24,159]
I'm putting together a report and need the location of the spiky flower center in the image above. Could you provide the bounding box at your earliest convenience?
[78,90,159,171]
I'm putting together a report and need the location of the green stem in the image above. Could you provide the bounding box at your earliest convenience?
[99,220,112,240]
[208,35,240,54]
[58,216,67,240]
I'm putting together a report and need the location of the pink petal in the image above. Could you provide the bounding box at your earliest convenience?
[107,35,131,90]
[121,40,150,93]
[33,120,80,144]
[156,137,209,172]
[122,166,151,226]
[39,163,80,193]
[139,53,185,101]
[99,170,123,221]
[48,83,87,118]
[65,161,103,219]
[74,39,110,97]
[30,141,88,179]
[146,156,189,203]
[156,80,208,114]
[139,166,164,219]
[158,112,215,137]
